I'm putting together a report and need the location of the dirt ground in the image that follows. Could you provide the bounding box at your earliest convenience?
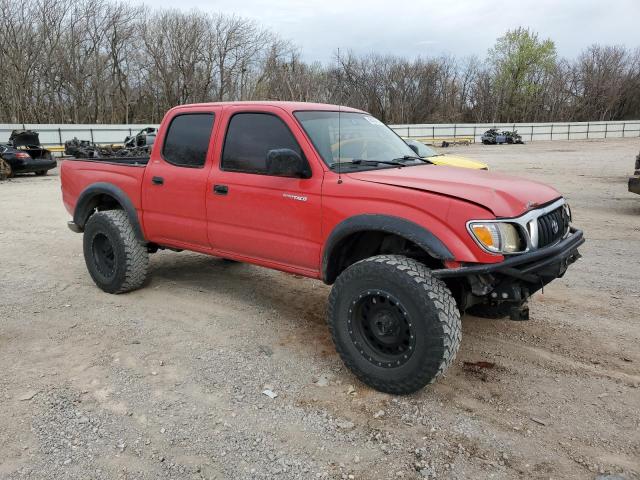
[1,139,639,480]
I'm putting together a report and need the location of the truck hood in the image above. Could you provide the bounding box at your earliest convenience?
[347,165,561,217]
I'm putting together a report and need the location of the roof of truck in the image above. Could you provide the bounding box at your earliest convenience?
[171,101,367,114]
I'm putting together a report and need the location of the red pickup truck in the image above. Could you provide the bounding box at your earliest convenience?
[61,101,584,394]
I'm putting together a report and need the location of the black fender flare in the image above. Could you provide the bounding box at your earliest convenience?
[321,214,454,283]
[73,182,146,243]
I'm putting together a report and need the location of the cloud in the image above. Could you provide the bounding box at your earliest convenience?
[135,0,640,62]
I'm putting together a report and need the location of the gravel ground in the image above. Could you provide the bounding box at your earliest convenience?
[1,139,639,480]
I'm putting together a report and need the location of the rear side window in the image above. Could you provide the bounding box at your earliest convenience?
[162,113,215,167]
[221,113,303,174]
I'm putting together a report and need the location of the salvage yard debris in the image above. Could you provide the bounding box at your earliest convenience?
[481,128,524,145]
[0,130,56,177]
[64,128,157,159]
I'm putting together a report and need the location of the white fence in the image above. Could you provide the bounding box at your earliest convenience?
[0,123,155,148]
[391,120,640,142]
[1,120,639,149]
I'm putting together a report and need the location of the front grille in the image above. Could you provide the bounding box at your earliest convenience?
[536,207,568,248]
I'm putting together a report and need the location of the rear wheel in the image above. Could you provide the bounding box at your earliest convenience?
[327,255,461,394]
[83,210,149,293]
[35,170,47,176]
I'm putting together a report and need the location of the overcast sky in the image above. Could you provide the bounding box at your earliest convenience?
[145,0,640,63]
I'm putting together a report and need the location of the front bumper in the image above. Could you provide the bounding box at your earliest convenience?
[433,228,584,284]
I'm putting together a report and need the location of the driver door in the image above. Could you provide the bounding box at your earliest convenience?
[206,106,323,274]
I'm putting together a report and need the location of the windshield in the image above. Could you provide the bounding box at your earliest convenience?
[294,111,418,168]
[404,139,437,158]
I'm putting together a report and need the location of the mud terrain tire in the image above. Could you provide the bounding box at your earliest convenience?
[83,210,148,294]
[327,255,461,394]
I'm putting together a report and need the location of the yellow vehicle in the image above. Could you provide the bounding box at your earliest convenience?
[404,138,488,170]
[328,136,488,170]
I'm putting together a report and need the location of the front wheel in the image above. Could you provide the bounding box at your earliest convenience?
[83,210,149,293]
[327,255,461,394]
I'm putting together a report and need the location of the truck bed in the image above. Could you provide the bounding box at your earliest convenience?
[60,157,148,220]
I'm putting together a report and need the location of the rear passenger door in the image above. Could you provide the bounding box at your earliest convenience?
[142,109,219,249]
[206,106,323,274]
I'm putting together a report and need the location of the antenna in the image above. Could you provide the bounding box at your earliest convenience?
[337,48,343,185]
[337,104,342,184]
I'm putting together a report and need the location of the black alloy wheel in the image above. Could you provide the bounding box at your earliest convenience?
[91,232,116,279]
[349,290,416,368]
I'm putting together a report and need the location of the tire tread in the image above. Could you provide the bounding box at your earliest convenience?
[85,210,148,293]
[327,255,461,394]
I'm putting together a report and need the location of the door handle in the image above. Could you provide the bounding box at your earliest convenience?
[213,184,228,195]
[152,176,164,185]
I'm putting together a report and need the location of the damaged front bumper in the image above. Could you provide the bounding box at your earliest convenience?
[432,228,584,314]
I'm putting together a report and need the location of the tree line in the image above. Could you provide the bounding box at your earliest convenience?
[1,0,639,125]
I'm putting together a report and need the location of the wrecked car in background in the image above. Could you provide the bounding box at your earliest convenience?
[64,127,157,159]
[629,150,640,195]
[124,127,156,150]
[481,128,524,145]
[0,130,57,177]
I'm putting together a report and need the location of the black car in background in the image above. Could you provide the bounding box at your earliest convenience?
[0,130,57,177]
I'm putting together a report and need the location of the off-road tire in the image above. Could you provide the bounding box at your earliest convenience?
[327,255,462,394]
[83,210,149,294]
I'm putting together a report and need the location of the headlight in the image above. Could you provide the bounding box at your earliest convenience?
[469,222,524,254]
[562,203,572,223]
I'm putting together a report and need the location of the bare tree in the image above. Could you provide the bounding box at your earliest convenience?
[0,6,638,126]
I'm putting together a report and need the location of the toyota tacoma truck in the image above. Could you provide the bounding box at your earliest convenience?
[60,102,584,394]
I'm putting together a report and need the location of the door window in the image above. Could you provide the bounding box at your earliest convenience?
[162,113,215,168]
[221,113,306,175]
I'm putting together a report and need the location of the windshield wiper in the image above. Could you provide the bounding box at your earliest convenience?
[391,155,433,164]
[330,159,406,169]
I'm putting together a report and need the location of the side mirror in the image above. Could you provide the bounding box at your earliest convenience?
[407,143,420,155]
[266,148,310,178]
